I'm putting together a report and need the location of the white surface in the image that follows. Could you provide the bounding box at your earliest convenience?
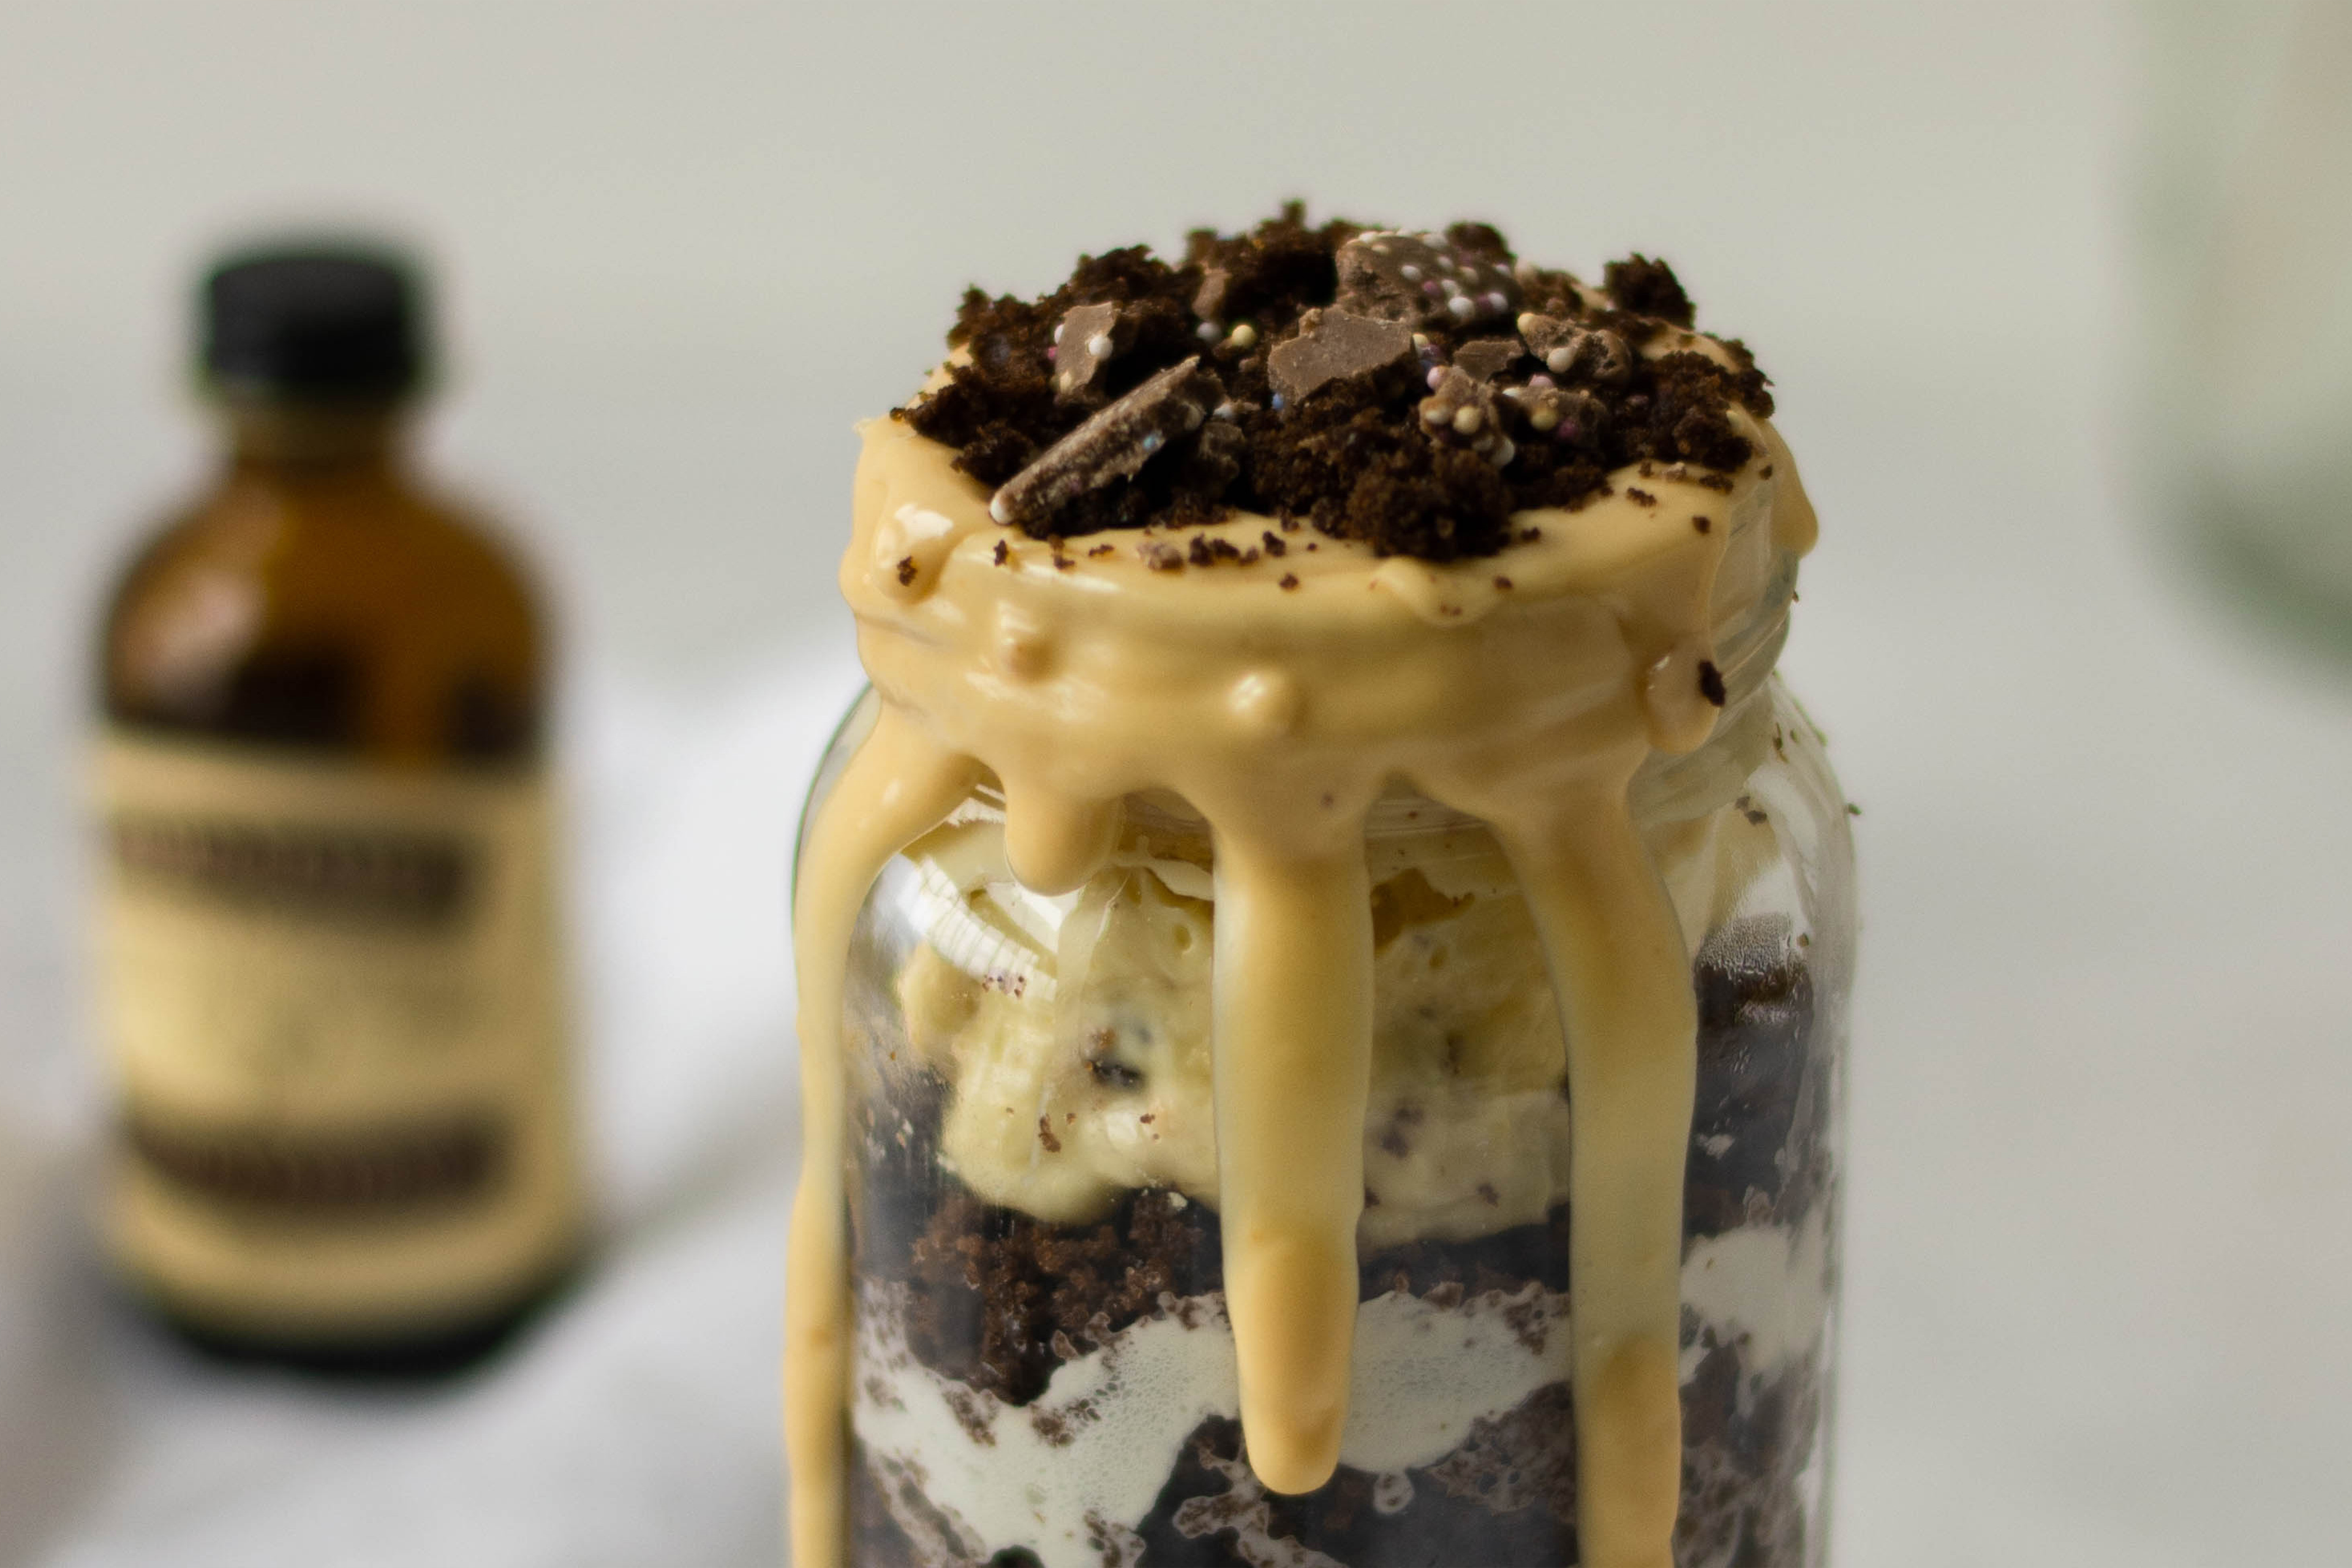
[4,1,2350,1564]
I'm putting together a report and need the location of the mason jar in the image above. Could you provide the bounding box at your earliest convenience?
[794,539,1855,1568]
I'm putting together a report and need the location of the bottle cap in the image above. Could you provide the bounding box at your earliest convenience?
[200,241,428,400]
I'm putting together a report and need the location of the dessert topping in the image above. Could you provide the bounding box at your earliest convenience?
[990,358,1223,528]
[1052,301,1130,401]
[900,207,1774,560]
[1335,230,1522,329]
[1267,309,1414,407]
[1449,336,1525,384]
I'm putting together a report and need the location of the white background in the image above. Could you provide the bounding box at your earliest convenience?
[3,2,2348,1563]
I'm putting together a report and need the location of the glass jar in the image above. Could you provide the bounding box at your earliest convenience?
[796,575,1855,1567]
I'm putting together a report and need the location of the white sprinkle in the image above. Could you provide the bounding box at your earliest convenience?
[1528,405,1561,433]
[1183,402,1204,431]
[1140,432,1164,453]
[1438,255,1458,273]
[1052,323,1066,344]
[1491,437,1517,466]
[1547,346,1575,374]
[989,492,1012,524]
[1441,277,1463,297]
[1227,322,1258,350]
[1484,292,1508,312]
[1213,401,1238,420]
[1411,333,1430,350]
[1086,333,1114,358]
[1513,258,1540,285]
[1197,321,1221,343]
[1452,405,1483,435]
[1427,367,1446,390]
[1422,403,1450,426]
[1400,265,1422,282]
[1515,312,1540,335]
[1528,373,1556,390]
[1447,295,1477,321]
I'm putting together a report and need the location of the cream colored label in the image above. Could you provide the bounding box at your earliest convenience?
[93,731,582,1338]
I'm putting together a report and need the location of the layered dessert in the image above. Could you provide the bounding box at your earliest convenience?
[790,209,1850,1568]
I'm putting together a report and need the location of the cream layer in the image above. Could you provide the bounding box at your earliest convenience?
[850,1209,1830,1568]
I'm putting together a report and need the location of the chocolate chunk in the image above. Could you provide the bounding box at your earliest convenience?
[1511,383,1607,448]
[1418,367,1513,466]
[1191,266,1230,323]
[1052,301,1127,401]
[1450,337,1524,384]
[1267,309,1414,407]
[992,358,1216,528]
[1517,315,1632,384]
[1336,230,1522,330]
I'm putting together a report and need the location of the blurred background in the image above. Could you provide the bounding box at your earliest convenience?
[3,1,2349,1563]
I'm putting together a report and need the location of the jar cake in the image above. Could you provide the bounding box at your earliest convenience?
[790,210,1855,1568]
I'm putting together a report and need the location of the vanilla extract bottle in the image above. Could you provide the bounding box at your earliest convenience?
[92,244,585,1371]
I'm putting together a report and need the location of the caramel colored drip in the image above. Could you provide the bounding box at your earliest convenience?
[785,707,980,1568]
[789,395,1811,1566]
[1208,831,1376,1493]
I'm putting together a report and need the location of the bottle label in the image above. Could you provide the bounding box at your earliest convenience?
[92,730,582,1338]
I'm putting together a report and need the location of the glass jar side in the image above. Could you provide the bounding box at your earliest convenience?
[809,677,1853,1568]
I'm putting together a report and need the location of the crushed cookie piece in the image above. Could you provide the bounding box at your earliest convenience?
[1693,514,1712,533]
[895,556,918,586]
[1278,572,1300,590]
[992,538,1011,567]
[1698,660,1727,706]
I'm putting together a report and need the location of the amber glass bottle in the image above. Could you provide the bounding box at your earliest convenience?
[91,244,584,1372]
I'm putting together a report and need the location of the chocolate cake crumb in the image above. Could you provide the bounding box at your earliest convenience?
[1698,661,1727,707]
[894,556,918,586]
[1279,573,1300,590]
[992,539,1010,567]
[1693,515,1712,534]
[1625,488,1657,507]
[896,209,1772,561]
[1601,254,1695,327]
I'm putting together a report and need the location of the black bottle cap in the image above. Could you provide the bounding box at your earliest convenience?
[200,241,429,400]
